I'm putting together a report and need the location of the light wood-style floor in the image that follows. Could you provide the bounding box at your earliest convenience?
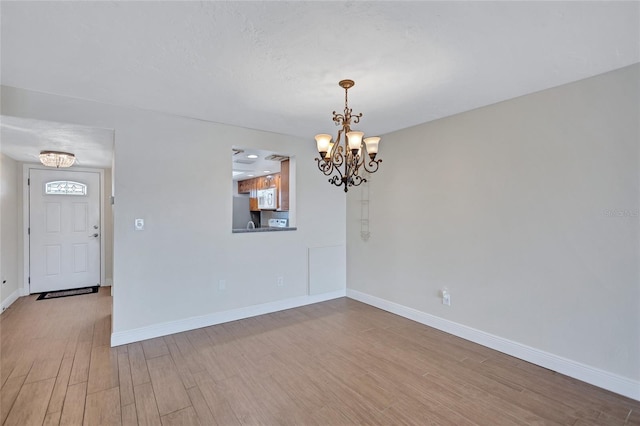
[1,288,638,425]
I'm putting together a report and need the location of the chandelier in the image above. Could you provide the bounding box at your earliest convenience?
[315,79,381,192]
[39,151,76,168]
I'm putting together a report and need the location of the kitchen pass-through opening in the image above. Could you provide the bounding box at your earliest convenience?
[231,147,296,233]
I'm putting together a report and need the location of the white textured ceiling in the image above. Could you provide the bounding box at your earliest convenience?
[1,116,114,168]
[1,1,639,165]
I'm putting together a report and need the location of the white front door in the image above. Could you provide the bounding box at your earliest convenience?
[29,169,101,293]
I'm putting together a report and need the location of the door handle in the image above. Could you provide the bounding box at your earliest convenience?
[90,233,99,238]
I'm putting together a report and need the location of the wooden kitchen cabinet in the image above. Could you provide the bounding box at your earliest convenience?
[237,177,259,211]
[249,193,259,211]
[279,159,289,211]
[249,179,259,211]
[256,175,276,190]
[239,171,286,211]
[238,179,252,194]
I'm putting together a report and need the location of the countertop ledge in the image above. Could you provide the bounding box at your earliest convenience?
[232,227,297,233]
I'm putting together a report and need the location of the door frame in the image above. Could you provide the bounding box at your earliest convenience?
[22,164,106,295]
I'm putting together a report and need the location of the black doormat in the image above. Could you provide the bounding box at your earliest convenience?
[37,286,99,300]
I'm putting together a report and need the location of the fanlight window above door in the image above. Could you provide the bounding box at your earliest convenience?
[45,181,87,196]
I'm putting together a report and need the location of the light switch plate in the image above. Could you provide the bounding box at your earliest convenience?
[134,218,144,231]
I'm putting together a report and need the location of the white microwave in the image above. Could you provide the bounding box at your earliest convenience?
[257,187,277,210]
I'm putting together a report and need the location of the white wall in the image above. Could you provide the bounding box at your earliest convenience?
[0,153,20,310]
[347,64,639,387]
[1,86,346,339]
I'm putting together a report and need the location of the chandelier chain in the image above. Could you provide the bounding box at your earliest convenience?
[344,86,348,112]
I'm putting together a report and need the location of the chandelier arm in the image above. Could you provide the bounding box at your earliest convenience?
[315,158,335,176]
[343,154,357,188]
[330,176,341,186]
[352,152,364,172]
[361,158,382,174]
[333,156,346,181]
[341,150,360,192]
[347,152,365,179]
[336,128,344,147]
[332,143,345,168]
[348,174,367,189]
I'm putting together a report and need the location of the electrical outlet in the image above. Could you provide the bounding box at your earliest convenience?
[276,276,284,287]
[218,279,226,291]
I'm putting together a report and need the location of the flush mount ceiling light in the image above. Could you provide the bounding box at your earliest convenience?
[315,79,381,192]
[39,151,76,168]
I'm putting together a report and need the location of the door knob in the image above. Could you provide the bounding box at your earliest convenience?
[90,233,99,238]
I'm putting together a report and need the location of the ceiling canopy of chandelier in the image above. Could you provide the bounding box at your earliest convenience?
[314,79,381,192]
[39,151,76,168]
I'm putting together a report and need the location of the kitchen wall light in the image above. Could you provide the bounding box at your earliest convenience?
[315,79,382,192]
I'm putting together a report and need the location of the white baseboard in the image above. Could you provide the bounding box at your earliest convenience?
[1,289,20,313]
[347,289,640,401]
[111,289,346,347]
